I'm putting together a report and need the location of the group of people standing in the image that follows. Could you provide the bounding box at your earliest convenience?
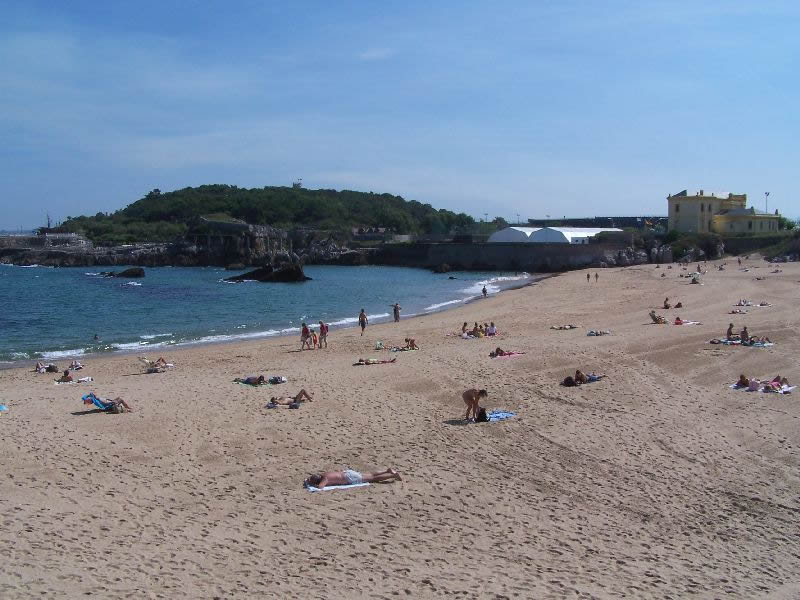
[300,321,329,350]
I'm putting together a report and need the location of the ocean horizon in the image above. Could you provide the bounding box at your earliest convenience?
[0,264,538,364]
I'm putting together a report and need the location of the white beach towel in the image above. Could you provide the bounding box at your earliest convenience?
[729,383,795,394]
[54,377,93,385]
[305,482,370,493]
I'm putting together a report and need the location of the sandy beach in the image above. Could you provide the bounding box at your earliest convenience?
[1,257,799,599]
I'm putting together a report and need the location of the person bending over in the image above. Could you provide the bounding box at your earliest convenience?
[404,337,419,350]
[305,468,401,489]
[462,388,488,421]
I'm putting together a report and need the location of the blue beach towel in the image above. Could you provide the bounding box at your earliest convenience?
[487,410,516,422]
[0,404,8,412]
[305,482,370,493]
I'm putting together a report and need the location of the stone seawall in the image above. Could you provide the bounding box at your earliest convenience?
[372,242,639,271]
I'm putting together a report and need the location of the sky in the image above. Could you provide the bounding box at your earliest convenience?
[1,0,798,229]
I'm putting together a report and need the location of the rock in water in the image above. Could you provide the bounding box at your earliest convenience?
[115,267,145,278]
[224,264,311,283]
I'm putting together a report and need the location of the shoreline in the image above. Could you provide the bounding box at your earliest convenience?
[0,271,548,369]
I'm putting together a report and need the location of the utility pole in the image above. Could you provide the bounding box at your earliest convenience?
[483,212,488,234]
[765,192,769,214]
[516,213,520,225]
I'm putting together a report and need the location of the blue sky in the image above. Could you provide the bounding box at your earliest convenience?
[2,1,798,229]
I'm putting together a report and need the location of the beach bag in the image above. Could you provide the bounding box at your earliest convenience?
[375,341,384,350]
[475,407,489,423]
[562,376,576,387]
[269,376,287,385]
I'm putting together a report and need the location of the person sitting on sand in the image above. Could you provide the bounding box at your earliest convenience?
[736,374,750,388]
[649,310,666,324]
[675,301,682,308]
[267,389,313,408]
[575,370,606,384]
[235,375,266,386]
[674,316,684,325]
[471,322,480,336]
[477,324,485,337]
[305,468,401,489]
[740,326,750,344]
[404,337,419,350]
[726,323,736,340]
[462,322,469,334]
[487,322,497,336]
[663,297,671,309]
[463,388,488,422]
[57,369,73,383]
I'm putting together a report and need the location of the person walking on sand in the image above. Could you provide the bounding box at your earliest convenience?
[318,320,328,348]
[586,273,590,283]
[392,303,402,323]
[305,468,401,489]
[594,272,599,283]
[358,309,368,336]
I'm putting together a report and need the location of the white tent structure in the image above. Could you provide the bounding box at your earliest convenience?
[529,227,623,244]
[487,227,541,243]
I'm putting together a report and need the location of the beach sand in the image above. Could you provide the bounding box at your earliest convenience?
[1,258,799,598]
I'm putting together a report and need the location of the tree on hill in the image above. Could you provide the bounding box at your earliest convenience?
[61,185,477,244]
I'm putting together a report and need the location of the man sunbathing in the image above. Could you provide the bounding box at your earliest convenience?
[235,375,266,385]
[463,388,488,421]
[69,360,83,370]
[575,370,606,384]
[83,394,133,413]
[354,357,397,365]
[305,468,401,489]
[267,389,313,408]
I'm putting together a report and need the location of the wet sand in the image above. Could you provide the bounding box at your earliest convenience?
[1,257,799,598]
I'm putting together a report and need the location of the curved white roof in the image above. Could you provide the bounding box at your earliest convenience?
[487,227,541,243]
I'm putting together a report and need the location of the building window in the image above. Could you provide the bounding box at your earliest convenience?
[700,203,704,212]
[730,224,734,231]
[760,221,763,230]
[708,220,712,231]
[675,203,680,213]
[748,221,752,230]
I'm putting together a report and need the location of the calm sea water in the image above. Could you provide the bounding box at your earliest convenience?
[0,264,534,362]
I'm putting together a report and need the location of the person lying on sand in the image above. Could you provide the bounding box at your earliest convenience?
[462,388,488,421]
[735,374,750,388]
[551,324,579,330]
[267,389,313,408]
[235,375,266,386]
[730,309,748,314]
[404,337,419,350]
[69,360,83,370]
[489,347,508,357]
[83,394,133,413]
[56,369,73,383]
[575,370,606,384]
[649,310,667,324]
[305,468,401,489]
[354,357,397,365]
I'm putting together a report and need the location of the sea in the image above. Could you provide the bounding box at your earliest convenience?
[0,264,537,363]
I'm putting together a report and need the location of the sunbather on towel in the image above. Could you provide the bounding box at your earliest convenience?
[735,374,750,388]
[575,370,606,384]
[649,310,666,324]
[267,389,313,408]
[83,393,133,413]
[235,375,266,385]
[305,468,401,489]
[354,357,397,365]
[762,376,789,392]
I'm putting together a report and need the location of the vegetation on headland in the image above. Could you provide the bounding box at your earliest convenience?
[60,185,478,245]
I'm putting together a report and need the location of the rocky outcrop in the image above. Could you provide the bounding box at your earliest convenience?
[224,264,311,283]
[104,267,145,278]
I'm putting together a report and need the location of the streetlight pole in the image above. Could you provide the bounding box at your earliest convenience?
[765,192,769,214]
[484,212,488,234]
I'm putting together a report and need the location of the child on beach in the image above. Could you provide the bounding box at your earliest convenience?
[311,329,318,349]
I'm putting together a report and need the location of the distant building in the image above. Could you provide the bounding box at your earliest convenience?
[667,190,782,234]
[488,226,622,244]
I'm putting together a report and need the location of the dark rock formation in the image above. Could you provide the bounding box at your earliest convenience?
[224,263,311,283]
[115,267,145,278]
[433,263,451,273]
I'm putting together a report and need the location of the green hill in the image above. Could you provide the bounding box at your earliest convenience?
[62,185,477,245]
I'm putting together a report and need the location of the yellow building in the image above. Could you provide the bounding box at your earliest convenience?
[667,190,781,234]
